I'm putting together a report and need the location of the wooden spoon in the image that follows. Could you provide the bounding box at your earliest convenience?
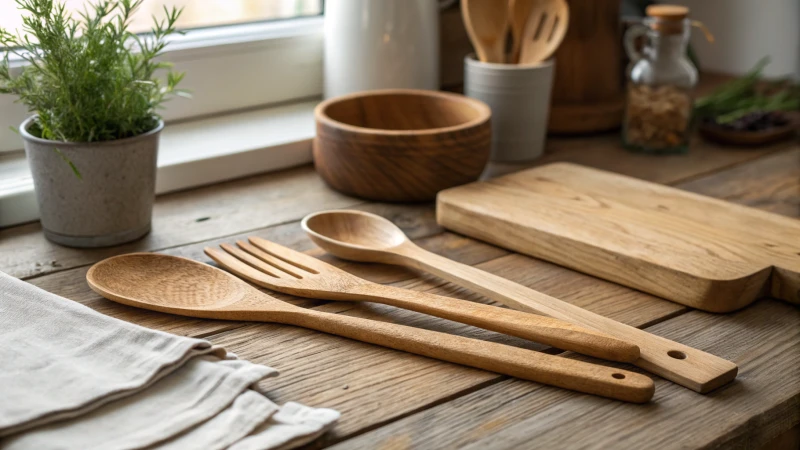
[516,0,569,65]
[462,0,509,63]
[86,253,654,403]
[301,210,739,394]
[509,0,535,64]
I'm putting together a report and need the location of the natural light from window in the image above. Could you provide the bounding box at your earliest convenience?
[0,0,322,34]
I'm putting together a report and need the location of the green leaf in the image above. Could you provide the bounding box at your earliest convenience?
[693,57,798,120]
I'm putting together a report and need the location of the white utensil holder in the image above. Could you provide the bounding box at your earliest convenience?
[464,55,555,162]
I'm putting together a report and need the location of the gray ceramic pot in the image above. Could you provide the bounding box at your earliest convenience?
[21,116,163,248]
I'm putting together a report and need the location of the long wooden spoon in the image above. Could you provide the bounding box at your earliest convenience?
[301,210,739,394]
[509,0,535,63]
[462,0,509,63]
[86,253,654,403]
[204,238,639,363]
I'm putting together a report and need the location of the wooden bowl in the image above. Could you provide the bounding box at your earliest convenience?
[314,89,491,202]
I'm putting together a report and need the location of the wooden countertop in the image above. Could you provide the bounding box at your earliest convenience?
[1,118,798,449]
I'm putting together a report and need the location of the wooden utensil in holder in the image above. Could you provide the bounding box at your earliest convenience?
[516,0,570,65]
[462,0,509,63]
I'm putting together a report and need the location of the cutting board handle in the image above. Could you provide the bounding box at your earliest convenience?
[394,242,738,394]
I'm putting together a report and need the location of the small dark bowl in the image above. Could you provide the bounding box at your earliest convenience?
[313,89,491,202]
[699,112,799,147]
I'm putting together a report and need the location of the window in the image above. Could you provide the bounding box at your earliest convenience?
[0,1,322,34]
[0,0,325,153]
[0,1,325,227]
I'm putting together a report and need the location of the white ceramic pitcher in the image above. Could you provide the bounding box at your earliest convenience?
[324,0,454,99]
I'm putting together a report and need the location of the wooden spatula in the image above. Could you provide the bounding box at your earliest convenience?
[517,0,569,65]
[204,237,640,363]
[86,253,654,403]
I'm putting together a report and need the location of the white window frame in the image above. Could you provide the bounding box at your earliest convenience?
[0,15,324,153]
[0,14,325,227]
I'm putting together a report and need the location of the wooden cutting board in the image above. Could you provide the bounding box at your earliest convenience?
[437,163,800,313]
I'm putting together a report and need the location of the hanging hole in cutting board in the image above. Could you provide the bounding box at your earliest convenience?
[612,373,626,379]
[668,350,687,360]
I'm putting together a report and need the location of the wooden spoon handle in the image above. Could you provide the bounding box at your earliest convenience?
[286,307,654,403]
[509,0,533,64]
[347,283,639,363]
[394,244,738,394]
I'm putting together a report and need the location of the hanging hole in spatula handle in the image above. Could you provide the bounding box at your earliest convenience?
[668,350,687,360]
[394,243,738,393]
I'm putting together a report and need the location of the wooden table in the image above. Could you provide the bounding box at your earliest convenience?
[2,127,798,449]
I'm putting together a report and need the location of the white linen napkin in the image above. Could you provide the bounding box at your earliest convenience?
[0,271,340,449]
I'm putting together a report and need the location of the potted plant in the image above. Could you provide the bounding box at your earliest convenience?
[0,0,188,247]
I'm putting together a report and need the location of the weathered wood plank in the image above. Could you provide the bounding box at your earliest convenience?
[678,148,799,217]
[484,134,792,182]
[2,140,791,280]
[2,105,795,450]
[24,213,684,446]
[330,299,800,450]
[328,147,800,449]
[0,165,363,279]
[191,250,682,444]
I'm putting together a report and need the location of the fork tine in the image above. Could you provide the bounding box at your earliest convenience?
[248,236,326,274]
[236,240,305,279]
[204,246,286,289]
[220,243,289,279]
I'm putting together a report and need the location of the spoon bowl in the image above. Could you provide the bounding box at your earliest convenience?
[462,0,509,63]
[302,210,411,263]
[87,253,277,316]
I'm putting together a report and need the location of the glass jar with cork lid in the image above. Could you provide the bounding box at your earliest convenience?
[622,5,713,153]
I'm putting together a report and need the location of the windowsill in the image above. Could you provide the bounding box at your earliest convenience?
[0,100,318,228]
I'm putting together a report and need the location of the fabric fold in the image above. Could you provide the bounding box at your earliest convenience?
[229,402,342,450]
[0,270,340,450]
[3,357,277,450]
[154,390,280,450]
[0,272,221,436]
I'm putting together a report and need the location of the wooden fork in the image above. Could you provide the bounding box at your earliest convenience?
[204,237,640,363]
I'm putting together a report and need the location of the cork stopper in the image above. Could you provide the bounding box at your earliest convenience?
[645,5,689,34]
[645,5,689,20]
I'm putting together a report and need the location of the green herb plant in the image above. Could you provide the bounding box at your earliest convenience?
[0,0,189,144]
[694,57,800,124]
